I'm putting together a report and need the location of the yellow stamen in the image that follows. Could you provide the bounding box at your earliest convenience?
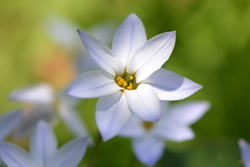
[118,79,124,86]
[129,76,133,80]
[127,83,133,90]
[121,88,125,92]
[116,77,122,81]
[143,121,153,130]
[122,81,128,88]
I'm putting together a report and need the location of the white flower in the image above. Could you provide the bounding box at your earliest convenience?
[239,139,250,167]
[67,13,202,141]
[119,101,210,166]
[8,83,92,143]
[0,121,88,167]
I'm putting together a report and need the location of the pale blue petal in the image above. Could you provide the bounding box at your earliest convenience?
[77,29,124,76]
[153,121,195,142]
[67,70,121,98]
[11,106,56,139]
[96,91,132,141]
[142,68,202,100]
[119,115,146,138]
[239,139,250,167]
[0,142,38,167]
[132,136,165,167]
[46,138,88,167]
[125,84,162,122]
[9,83,54,104]
[112,13,146,65]
[127,31,175,82]
[165,101,210,125]
[0,110,22,141]
[30,120,57,166]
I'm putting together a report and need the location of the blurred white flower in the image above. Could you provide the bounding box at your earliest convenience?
[119,101,210,166]
[0,121,88,167]
[45,17,116,73]
[67,13,202,141]
[0,110,22,166]
[239,139,250,167]
[8,83,92,143]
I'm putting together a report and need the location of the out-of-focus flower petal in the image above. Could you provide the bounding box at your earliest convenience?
[0,143,38,167]
[0,110,22,141]
[142,68,202,100]
[127,31,175,83]
[59,103,93,144]
[96,91,132,141]
[9,83,54,104]
[112,13,146,65]
[125,84,161,122]
[132,136,164,167]
[239,139,250,167]
[165,101,210,125]
[11,106,56,139]
[46,18,80,49]
[77,30,124,75]
[119,115,146,138]
[67,70,121,98]
[154,121,195,142]
[46,138,88,167]
[30,121,57,166]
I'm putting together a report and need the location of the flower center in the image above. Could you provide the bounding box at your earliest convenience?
[116,73,137,92]
[143,121,154,130]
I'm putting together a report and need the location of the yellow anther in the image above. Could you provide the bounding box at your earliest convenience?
[121,88,125,92]
[116,77,122,81]
[122,81,128,88]
[143,121,153,130]
[127,83,133,90]
[129,76,133,80]
[118,79,124,86]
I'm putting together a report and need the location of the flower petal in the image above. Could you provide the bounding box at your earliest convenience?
[77,29,124,75]
[59,102,93,144]
[30,121,57,166]
[46,17,80,49]
[112,13,146,65]
[166,101,210,125]
[239,139,250,167]
[126,31,176,82]
[10,106,56,140]
[0,110,22,141]
[67,70,121,98]
[119,115,146,138]
[142,68,202,100]
[132,136,164,167]
[125,84,161,122]
[46,138,88,167]
[9,83,54,104]
[96,91,132,141]
[154,121,195,142]
[0,142,38,167]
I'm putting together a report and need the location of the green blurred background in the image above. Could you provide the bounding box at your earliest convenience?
[1,0,250,166]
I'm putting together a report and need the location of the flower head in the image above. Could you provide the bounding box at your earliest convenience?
[0,120,88,167]
[119,101,210,166]
[239,139,250,167]
[8,83,92,143]
[67,13,202,141]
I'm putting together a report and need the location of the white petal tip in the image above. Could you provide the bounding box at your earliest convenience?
[239,139,248,146]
